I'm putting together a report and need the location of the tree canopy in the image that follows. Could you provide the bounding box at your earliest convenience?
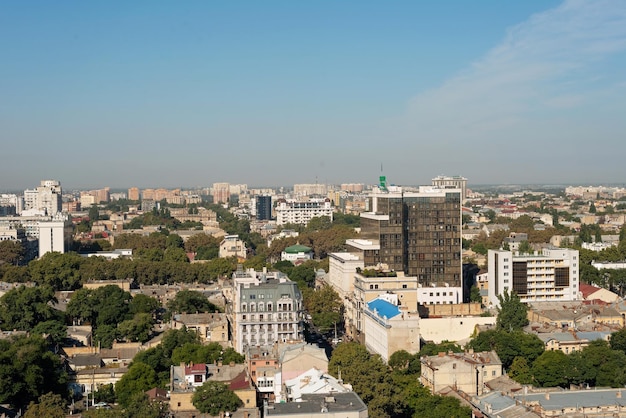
[496,290,529,331]
[192,381,242,415]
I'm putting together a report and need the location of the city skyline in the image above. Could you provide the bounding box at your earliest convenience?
[2,0,626,190]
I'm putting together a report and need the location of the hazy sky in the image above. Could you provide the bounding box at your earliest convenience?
[2,0,626,191]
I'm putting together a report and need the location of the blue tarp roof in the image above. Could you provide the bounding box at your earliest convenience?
[367,298,401,319]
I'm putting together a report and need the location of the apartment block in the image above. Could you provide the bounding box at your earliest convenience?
[275,198,333,226]
[487,248,580,306]
[229,267,304,353]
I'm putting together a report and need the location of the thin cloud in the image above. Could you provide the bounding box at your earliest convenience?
[399,0,626,144]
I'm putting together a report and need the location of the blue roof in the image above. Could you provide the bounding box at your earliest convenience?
[367,299,401,319]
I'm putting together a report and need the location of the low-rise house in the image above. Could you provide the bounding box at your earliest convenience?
[67,353,103,372]
[170,312,230,345]
[73,366,128,396]
[280,244,313,263]
[219,234,247,260]
[169,362,258,417]
[579,283,620,304]
[100,342,143,366]
[537,331,611,354]
[420,350,502,396]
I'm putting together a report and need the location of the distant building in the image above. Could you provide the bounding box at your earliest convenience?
[127,187,140,201]
[212,182,231,204]
[293,183,328,197]
[275,198,333,226]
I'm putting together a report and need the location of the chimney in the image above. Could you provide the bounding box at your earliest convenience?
[438,352,445,357]
[545,392,550,400]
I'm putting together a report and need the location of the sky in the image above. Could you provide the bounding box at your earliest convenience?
[2,0,626,191]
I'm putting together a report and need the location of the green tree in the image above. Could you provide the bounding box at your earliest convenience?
[531,350,570,387]
[508,357,533,384]
[610,328,626,354]
[167,289,218,314]
[31,319,68,346]
[0,285,62,331]
[28,252,84,290]
[0,240,24,265]
[192,381,242,416]
[115,362,158,407]
[468,330,543,370]
[123,392,169,418]
[470,285,482,304]
[118,313,154,343]
[129,294,161,315]
[0,335,68,410]
[24,392,66,418]
[304,284,342,332]
[496,290,528,331]
[517,240,533,255]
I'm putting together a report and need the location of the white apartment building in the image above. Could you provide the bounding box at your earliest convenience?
[38,216,73,257]
[229,268,303,353]
[23,180,62,216]
[487,247,580,307]
[275,198,333,226]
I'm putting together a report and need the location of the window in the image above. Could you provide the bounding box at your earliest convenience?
[402,284,407,289]
[194,375,203,383]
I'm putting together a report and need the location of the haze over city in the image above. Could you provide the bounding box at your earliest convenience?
[2,0,626,190]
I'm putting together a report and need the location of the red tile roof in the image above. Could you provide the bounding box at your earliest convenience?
[579,283,602,299]
[185,363,207,375]
[228,370,250,391]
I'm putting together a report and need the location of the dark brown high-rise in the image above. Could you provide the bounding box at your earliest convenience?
[348,185,462,287]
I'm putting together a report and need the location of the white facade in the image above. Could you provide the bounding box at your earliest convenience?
[327,252,364,298]
[23,180,62,216]
[38,217,72,257]
[275,199,333,226]
[487,248,580,307]
[417,284,463,305]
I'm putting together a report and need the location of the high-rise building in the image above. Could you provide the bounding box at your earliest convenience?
[256,195,272,220]
[347,183,462,288]
[212,182,230,204]
[23,180,62,216]
[128,187,140,201]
